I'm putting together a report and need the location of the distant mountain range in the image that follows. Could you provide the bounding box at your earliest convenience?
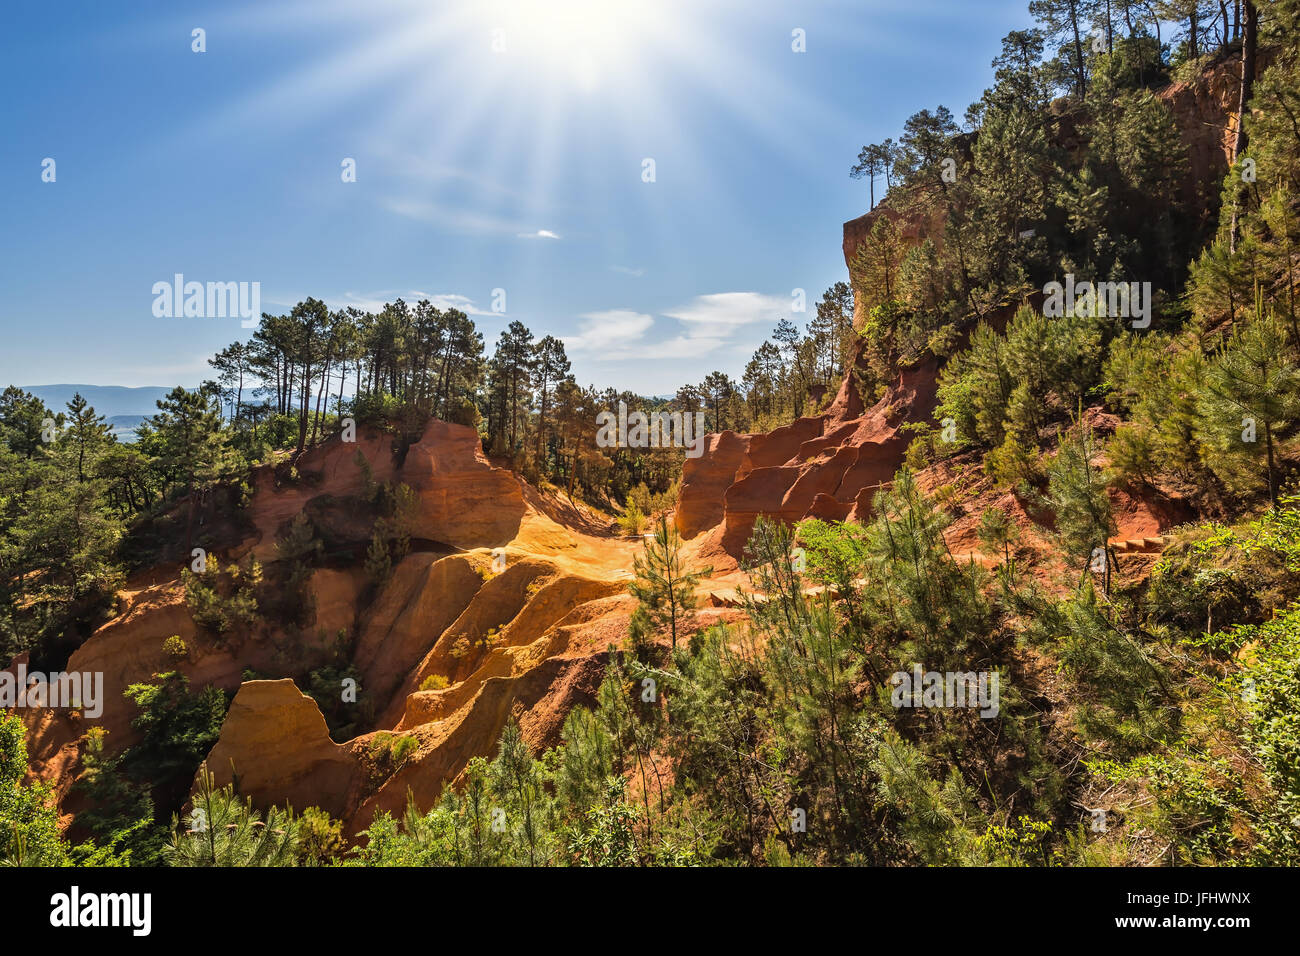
[21,385,174,419]
[22,385,177,442]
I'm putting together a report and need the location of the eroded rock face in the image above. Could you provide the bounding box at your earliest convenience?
[195,582,737,835]
[202,680,360,820]
[672,431,749,540]
[677,350,942,558]
[353,553,483,715]
[1156,55,1254,212]
[243,419,524,559]
[400,420,525,548]
[14,420,536,812]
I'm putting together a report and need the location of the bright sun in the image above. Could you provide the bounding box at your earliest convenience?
[486,0,662,91]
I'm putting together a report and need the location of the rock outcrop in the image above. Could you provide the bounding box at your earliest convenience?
[678,186,946,563]
[15,414,746,835]
[243,419,524,561]
[204,680,361,820]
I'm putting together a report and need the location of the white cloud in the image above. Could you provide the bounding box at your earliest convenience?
[662,292,788,340]
[566,310,655,357]
[384,196,564,242]
[566,292,787,362]
[610,265,645,277]
[322,290,493,316]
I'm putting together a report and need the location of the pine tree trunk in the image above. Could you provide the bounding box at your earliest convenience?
[1069,0,1086,100]
[1229,1,1258,253]
[1265,420,1277,504]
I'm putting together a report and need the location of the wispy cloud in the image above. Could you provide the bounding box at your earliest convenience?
[381,197,532,238]
[377,152,540,206]
[318,290,493,316]
[610,265,645,277]
[566,310,655,358]
[662,292,788,340]
[517,229,561,240]
[567,292,787,361]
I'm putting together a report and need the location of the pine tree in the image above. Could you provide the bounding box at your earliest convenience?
[977,506,1022,583]
[71,727,164,865]
[164,765,299,866]
[1029,0,1093,100]
[61,393,113,484]
[850,140,897,208]
[145,386,230,554]
[532,335,571,462]
[0,387,55,459]
[489,721,548,866]
[1045,424,1118,593]
[1199,311,1300,503]
[628,515,705,652]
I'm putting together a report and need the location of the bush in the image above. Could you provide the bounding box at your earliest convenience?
[618,500,646,536]
[182,556,261,639]
[121,672,228,812]
[368,733,418,775]
[983,434,1043,490]
[0,712,71,865]
[297,806,346,866]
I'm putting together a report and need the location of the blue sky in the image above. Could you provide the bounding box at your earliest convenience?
[0,0,1030,396]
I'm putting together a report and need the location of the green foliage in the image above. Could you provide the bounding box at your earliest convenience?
[983,433,1045,490]
[1097,600,1300,864]
[1043,425,1117,589]
[297,806,346,866]
[566,777,641,866]
[1198,311,1300,503]
[1149,495,1300,640]
[306,661,369,740]
[69,726,166,866]
[937,307,1108,454]
[364,530,391,585]
[628,515,706,652]
[971,815,1056,866]
[121,672,228,812]
[183,554,260,639]
[164,766,299,866]
[977,505,1022,584]
[1033,583,1177,756]
[0,711,71,865]
[1103,329,1208,482]
[365,732,418,791]
[271,513,321,624]
[0,388,125,667]
[617,498,646,537]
